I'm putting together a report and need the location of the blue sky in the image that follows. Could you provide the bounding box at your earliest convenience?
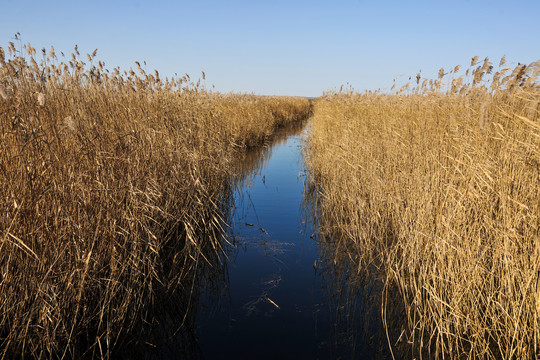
[1,0,539,96]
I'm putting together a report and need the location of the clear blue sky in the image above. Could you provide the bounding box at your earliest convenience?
[1,0,539,96]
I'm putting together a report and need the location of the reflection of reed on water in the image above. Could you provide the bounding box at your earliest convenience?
[302,178,411,359]
[221,118,311,260]
[192,119,311,354]
[230,118,309,189]
[119,185,235,359]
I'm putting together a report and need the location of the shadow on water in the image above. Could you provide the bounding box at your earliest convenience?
[196,119,326,359]
[303,181,415,359]
[116,185,235,359]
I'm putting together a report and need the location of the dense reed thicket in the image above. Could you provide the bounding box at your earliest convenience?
[306,57,539,359]
[0,42,310,358]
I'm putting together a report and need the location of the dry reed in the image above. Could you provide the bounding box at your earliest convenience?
[306,58,539,359]
[0,41,310,358]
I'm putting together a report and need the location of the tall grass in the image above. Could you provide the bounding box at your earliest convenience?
[0,42,310,358]
[306,57,539,359]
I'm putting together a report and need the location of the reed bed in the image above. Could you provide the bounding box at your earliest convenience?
[0,42,310,358]
[306,57,539,359]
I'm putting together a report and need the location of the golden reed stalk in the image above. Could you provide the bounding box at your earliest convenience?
[306,57,539,359]
[0,42,310,358]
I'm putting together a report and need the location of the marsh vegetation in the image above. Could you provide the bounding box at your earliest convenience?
[1,39,538,359]
[0,42,310,358]
[306,57,540,359]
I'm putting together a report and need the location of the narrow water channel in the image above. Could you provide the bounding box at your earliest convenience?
[195,122,363,359]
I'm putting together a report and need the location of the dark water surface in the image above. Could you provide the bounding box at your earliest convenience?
[195,123,364,359]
